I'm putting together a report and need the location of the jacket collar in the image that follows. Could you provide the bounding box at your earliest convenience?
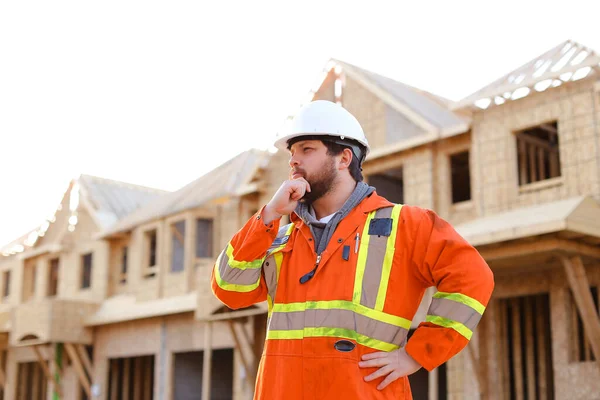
[289,190,393,226]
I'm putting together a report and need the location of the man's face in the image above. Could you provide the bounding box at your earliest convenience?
[288,140,338,204]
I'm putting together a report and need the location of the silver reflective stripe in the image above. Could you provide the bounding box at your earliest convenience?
[428,297,483,331]
[358,206,394,309]
[264,223,293,303]
[263,254,277,300]
[218,251,262,285]
[269,308,409,347]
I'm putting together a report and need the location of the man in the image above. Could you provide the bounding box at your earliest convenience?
[212,100,494,399]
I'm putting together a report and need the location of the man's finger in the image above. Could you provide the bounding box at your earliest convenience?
[361,351,388,361]
[358,357,389,369]
[295,177,311,192]
[377,370,403,390]
[364,364,393,382]
[290,186,305,200]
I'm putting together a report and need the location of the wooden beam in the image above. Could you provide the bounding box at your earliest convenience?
[32,362,41,400]
[170,224,185,246]
[518,139,527,185]
[465,340,485,396]
[17,363,27,400]
[428,367,439,400]
[143,356,153,400]
[201,307,266,322]
[110,359,119,400]
[539,123,558,135]
[497,300,510,399]
[227,320,255,388]
[32,345,51,381]
[536,296,548,400]
[524,297,536,400]
[511,298,524,400]
[52,343,64,399]
[537,147,546,181]
[479,238,600,262]
[33,345,61,398]
[65,343,91,398]
[561,255,600,371]
[201,322,213,400]
[0,350,5,388]
[239,323,254,355]
[517,132,556,152]
[528,143,537,183]
[122,358,131,400]
[76,344,93,378]
[133,356,142,400]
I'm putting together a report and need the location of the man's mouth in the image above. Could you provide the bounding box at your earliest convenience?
[291,170,305,179]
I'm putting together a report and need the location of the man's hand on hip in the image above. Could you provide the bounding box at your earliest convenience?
[358,348,422,390]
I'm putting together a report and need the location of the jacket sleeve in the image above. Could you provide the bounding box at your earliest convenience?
[211,206,281,310]
[404,207,494,372]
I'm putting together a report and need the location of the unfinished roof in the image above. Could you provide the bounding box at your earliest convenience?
[1,175,167,257]
[78,174,168,229]
[453,40,600,110]
[332,59,470,136]
[455,196,600,247]
[100,149,270,237]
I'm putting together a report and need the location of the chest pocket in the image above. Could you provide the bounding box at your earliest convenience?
[353,204,403,311]
[263,223,294,313]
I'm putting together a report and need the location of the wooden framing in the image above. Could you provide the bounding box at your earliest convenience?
[227,320,256,388]
[64,343,91,397]
[201,306,266,322]
[479,237,600,263]
[32,344,62,398]
[465,341,485,397]
[0,350,5,389]
[76,344,93,378]
[2,40,600,400]
[201,321,213,400]
[560,256,600,371]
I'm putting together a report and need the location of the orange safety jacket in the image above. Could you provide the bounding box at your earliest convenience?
[211,192,494,399]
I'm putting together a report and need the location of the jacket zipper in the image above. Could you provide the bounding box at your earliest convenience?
[300,253,321,284]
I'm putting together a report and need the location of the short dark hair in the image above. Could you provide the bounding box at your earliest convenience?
[322,141,363,182]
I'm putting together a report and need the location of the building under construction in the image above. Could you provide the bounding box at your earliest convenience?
[0,39,599,399]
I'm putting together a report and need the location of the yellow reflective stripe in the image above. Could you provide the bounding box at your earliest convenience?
[433,292,485,315]
[267,327,399,352]
[267,294,273,315]
[426,315,473,340]
[353,211,376,304]
[267,329,304,340]
[374,204,402,311]
[274,252,284,283]
[214,253,261,292]
[225,243,264,269]
[272,300,411,330]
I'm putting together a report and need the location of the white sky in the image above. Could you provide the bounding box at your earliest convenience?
[1,0,599,246]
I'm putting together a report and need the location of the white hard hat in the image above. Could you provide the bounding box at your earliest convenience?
[274,100,370,162]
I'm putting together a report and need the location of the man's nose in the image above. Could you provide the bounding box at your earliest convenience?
[289,155,299,168]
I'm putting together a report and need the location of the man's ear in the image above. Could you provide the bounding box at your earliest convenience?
[338,148,353,170]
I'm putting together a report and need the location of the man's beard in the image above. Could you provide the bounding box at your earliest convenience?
[299,157,337,204]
